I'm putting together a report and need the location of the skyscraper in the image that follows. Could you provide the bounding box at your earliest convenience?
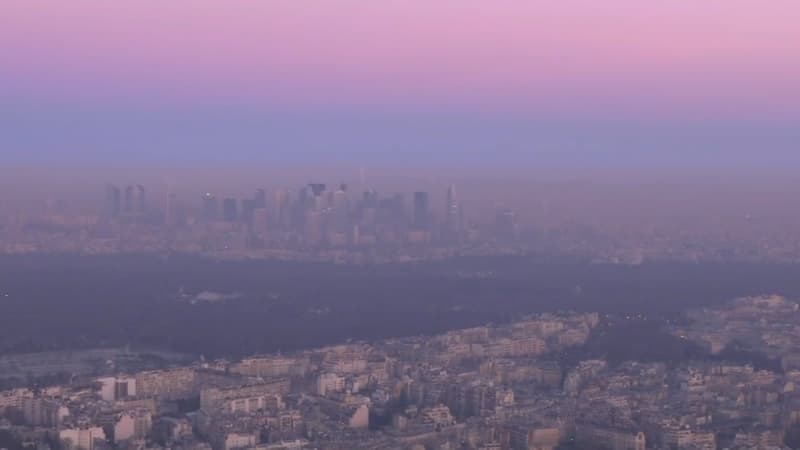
[362,190,379,209]
[272,189,290,230]
[105,184,121,218]
[495,209,518,241]
[359,190,379,229]
[124,185,135,213]
[201,192,219,222]
[243,189,267,226]
[242,198,256,224]
[304,209,323,245]
[253,189,267,209]
[444,184,462,242]
[135,184,146,213]
[332,184,350,231]
[223,198,238,222]
[308,183,326,198]
[165,192,177,226]
[377,193,405,228]
[306,183,327,213]
[332,184,349,211]
[445,185,458,223]
[413,192,429,230]
[252,207,268,232]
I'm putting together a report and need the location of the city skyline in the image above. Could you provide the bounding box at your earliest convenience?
[3,3,800,450]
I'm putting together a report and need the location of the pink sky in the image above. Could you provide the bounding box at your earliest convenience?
[3,0,799,118]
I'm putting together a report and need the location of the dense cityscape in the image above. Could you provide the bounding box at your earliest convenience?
[1,182,525,263]
[6,179,800,265]
[4,296,800,450]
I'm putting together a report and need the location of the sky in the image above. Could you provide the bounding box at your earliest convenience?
[2,0,799,171]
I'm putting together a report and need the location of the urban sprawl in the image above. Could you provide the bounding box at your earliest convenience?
[3,295,800,449]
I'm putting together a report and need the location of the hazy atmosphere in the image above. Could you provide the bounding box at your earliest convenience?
[2,2,800,450]
[3,1,799,169]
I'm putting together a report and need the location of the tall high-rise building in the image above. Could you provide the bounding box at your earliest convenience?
[376,194,404,229]
[304,209,323,245]
[272,189,290,230]
[252,208,268,232]
[332,185,349,210]
[445,185,460,223]
[124,185,135,213]
[242,198,256,224]
[105,184,121,218]
[223,198,238,222]
[306,183,327,213]
[201,192,219,222]
[135,184,146,213]
[445,184,458,222]
[495,209,518,241]
[357,190,378,229]
[362,190,379,209]
[308,183,326,197]
[243,189,266,225]
[413,192,429,230]
[390,193,405,223]
[444,184,462,242]
[332,184,350,230]
[253,189,267,209]
[165,192,177,226]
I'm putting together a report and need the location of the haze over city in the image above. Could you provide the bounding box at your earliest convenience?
[2,2,800,450]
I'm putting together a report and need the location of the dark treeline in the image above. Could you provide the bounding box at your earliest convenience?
[2,255,800,358]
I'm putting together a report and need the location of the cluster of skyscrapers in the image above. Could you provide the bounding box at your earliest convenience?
[0,181,520,257]
[187,183,471,247]
[104,184,147,219]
